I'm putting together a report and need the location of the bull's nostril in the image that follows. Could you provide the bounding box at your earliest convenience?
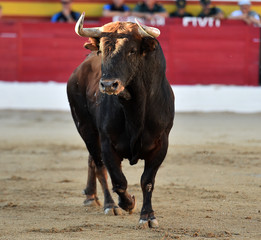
[112,82,118,89]
[100,79,121,94]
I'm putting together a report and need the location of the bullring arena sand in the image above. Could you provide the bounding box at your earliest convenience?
[0,110,261,240]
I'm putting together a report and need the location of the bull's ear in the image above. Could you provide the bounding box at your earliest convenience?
[141,37,158,54]
[84,43,98,51]
[84,37,99,51]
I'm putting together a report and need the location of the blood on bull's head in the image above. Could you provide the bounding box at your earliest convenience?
[75,13,160,98]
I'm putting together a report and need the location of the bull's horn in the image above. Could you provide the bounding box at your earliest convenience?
[75,12,102,38]
[135,18,160,38]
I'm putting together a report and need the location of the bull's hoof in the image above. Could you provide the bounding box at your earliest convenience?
[128,195,137,214]
[138,219,149,229]
[104,206,122,216]
[148,218,159,228]
[83,197,101,207]
[118,195,137,214]
[138,217,159,229]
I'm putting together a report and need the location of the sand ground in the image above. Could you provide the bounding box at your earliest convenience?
[0,110,261,240]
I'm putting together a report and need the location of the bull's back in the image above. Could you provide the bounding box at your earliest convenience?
[67,52,102,126]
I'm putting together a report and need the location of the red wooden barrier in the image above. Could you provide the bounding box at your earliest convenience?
[0,19,260,85]
[164,18,260,85]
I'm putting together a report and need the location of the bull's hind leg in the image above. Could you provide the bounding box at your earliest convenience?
[139,134,169,228]
[95,161,122,215]
[75,117,120,215]
[83,155,121,215]
[82,155,101,206]
[67,91,119,214]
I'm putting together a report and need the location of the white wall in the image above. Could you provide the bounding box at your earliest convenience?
[0,81,261,113]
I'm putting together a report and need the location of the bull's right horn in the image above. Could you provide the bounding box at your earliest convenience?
[135,18,160,38]
[75,12,102,38]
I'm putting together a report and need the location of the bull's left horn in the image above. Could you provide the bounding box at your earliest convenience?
[135,18,160,38]
[75,12,102,38]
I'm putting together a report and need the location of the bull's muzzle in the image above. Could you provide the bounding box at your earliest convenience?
[99,79,125,95]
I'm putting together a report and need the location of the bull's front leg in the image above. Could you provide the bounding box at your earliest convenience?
[101,138,137,214]
[139,134,169,228]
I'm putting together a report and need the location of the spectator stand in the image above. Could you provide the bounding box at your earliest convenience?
[1,0,261,21]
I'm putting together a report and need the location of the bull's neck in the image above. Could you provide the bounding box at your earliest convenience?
[118,45,166,128]
[119,83,146,128]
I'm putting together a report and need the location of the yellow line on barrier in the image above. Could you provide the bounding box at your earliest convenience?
[1,2,105,17]
[1,2,261,18]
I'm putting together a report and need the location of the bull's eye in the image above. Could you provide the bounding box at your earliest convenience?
[128,48,137,56]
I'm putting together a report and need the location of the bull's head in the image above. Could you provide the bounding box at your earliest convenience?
[75,13,160,98]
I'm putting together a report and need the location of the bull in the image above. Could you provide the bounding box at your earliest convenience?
[67,13,174,228]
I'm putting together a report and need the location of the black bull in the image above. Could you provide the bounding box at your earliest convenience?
[67,13,175,228]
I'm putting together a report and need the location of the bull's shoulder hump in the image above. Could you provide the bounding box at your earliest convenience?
[83,51,100,64]
[73,52,101,89]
